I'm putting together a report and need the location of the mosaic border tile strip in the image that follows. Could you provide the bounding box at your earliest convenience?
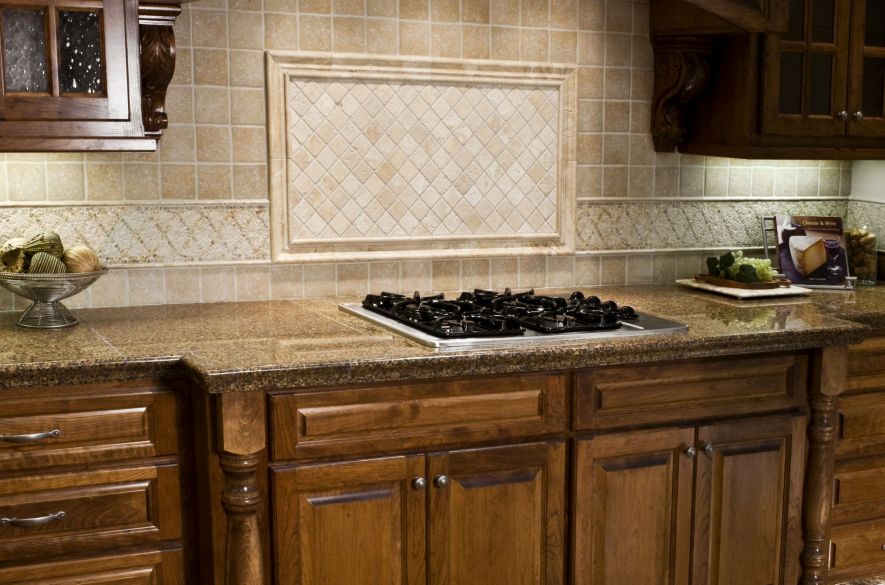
[0,203,270,265]
[576,199,851,251]
[267,53,577,263]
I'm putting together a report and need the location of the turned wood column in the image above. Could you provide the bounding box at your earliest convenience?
[217,392,267,585]
[800,345,848,585]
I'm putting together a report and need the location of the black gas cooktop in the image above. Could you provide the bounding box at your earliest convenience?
[340,289,688,349]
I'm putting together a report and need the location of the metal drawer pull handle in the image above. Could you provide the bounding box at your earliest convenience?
[0,511,66,528]
[0,429,61,444]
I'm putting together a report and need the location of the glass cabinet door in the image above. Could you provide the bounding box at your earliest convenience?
[847,0,885,137]
[762,0,851,136]
[0,0,132,122]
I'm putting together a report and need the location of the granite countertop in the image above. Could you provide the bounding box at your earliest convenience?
[0,284,880,393]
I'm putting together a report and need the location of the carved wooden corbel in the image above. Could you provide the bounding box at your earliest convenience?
[651,36,716,152]
[138,4,181,137]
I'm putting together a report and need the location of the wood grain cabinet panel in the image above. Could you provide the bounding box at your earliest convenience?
[830,519,885,572]
[0,548,184,585]
[846,337,885,395]
[833,455,885,524]
[574,427,695,585]
[574,353,807,431]
[836,393,885,458]
[0,381,179,472]
[0,464,181,563]
[270,373,567,460]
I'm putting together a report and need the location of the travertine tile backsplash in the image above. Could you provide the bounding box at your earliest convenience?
[0,0,870,309]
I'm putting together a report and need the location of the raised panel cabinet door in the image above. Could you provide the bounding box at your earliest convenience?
[271,455,426,585]
[427,441,566,585]
[762,0,852,136]
[691,415,807,585]
[573,428,695,585]
[847,0,885,136]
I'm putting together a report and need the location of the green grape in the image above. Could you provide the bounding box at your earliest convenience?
[723,254,774,282]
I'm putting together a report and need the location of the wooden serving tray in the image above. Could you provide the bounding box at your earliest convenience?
[694,274,787,290]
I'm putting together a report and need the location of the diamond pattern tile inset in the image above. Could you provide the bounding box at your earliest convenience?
[286,78,560,242]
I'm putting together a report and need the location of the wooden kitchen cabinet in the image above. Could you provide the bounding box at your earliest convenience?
[574,415,806,585]
[272,441,566,585]
[0,0,181,151]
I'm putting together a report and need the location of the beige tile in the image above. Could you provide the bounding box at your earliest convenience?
[630,101,651,133]
[230,0,262,9]
[652,254,677,284]
[191,10,228,48]
[578,0,604,30]
[44,152,83,162]
[228,10,263,49]
[333,17,366,51]
[195,87,230,125]
[520,0,547,27]
[197,126,231,162]
[400,260,431,293]
[200,266,237,303]
[578,99,603,132]
[675,254,701,279]
[300,15,332,51]
[462,25,490,58]
[8,163,45,201]
[518,256,545,289]
[337,263,369,296]
[129,269,167,306]
[632,35,653,68]
[333,0,365,14]
[123,164,160,200]
[575,255,600,285]
[90,269,129,307]
[603,166,628,197]
[600,255,626,285]
[170,46,193,85]
[490,257,518,288]
[576,165,601,197]
[270,265,304,300]
[577,134,601,165]
[577,66,604,98]
[520,29,548,61]
[461,258,490,289]
[626,254,653,284]
[629,134,655,166]
[654,166,679,197]
[604,68,630,99]
[550,30,576,63]
[491,26,520,60]
[367,20,399,54]
[400,22,430,54]
[432,259,460,292]
[161,165,197,199]
[230,51,265,88]
[633,1,649,34]
[462,0,490,23]
[166,86,194,124]
[400,0,428,19]
[431,0,460,21]
[547,256,575,287]
[265,13,298,50]
[165,267,202,304]
[603,135,629,165]
[431,24,460,57]
[230,89,266,126]
[605,33,631,67]
[604,101,630,132]
[628,166,653,197]
[236,266,271,301]
[233,165,268,199]
[606,0,633,33]
[631,68,653,100]
[173,8,192,46]
[85,164,123,201]
[197,164,232,199]
[232,127,267,163]
[298,0,330,13]
[46,164,85,201]
[304,264,337,297]
[490,0,519,25]
[193,49,229,86]
[550,0,577,29]
[369,262,400,292]
[367,0,397,16]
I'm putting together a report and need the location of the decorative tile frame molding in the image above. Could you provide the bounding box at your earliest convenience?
[267,52,577,263]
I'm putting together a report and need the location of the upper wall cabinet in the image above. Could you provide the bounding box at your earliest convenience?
[651,0,885,159]
[0,0,181,152]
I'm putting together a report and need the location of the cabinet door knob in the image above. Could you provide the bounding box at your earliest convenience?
[703,443,714,456]
[881,544,885,552]
[838,110,848,121]
[684,446,697,458]
[0,511,66,528]
[0,429,60,444]
[854,111,865,121]
[433,475,449,488]
[411,477,427,490]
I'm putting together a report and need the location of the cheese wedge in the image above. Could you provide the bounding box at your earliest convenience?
[789,236,826,276]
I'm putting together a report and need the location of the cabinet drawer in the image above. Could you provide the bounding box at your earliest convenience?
[0,464,181,562]
[270,373,567,460]
[846,337,885,395]
[0,381,179,471]
[837,393,885,458]
[830,519,885,571]
[0,548,184,585]
[833,455,885,524]
[574,353,808,431]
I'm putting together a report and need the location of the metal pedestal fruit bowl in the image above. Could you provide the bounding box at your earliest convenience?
[0,268,108,329]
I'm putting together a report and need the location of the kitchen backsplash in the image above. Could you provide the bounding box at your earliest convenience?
[0,0,873,309]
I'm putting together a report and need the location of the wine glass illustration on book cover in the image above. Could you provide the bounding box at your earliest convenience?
[775,214,849,286]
